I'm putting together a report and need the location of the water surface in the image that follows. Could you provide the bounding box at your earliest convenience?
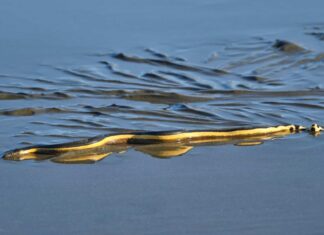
[0,0,324,234]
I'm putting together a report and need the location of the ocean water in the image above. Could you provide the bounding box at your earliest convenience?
[0,0,324,234]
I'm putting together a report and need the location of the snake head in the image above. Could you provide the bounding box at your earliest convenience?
[310,123,323,134]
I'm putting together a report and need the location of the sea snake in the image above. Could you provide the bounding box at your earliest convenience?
[2,123,322,162]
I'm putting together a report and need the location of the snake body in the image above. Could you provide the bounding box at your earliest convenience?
[3,123,322,162]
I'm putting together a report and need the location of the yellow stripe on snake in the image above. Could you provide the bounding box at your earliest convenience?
[2,124,323,164]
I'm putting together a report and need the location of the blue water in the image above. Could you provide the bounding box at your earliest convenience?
[0,0,324,234]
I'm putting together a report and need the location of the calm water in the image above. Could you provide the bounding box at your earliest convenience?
[1,0,324,234]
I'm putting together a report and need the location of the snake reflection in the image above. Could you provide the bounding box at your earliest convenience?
[2,124,322,164]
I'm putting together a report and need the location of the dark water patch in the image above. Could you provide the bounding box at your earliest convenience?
[19,141,33,145]
[142,72,180,85]
[0,84,47,92]
[264,81,284,86]
[144,48,186,62]
[305,25,324,41]
[67,88,112,96]
[272,40,306,53]
[55,66,120,84]
[263,101,324,110]
[39,92,71,99]
[100,61,176,87]
[64,118,108,128]
[307,32,324,41]
[211,102,248,107]
[241,75,268,83]
[202,89,324,97]
[55,67,111,83]
[224,38,272,51]
[0,90,71,100]
[58,66,172,89]
[84,103,133,110]
[106,103,133,109]
[16,131,37,136]
[0,91,28,100]
[159,71,200,83]
[111,53,228,75]
[69,88,212,103]
[158,71,213,89]
[66,88,136,97]
[122,89,212,104]
[165,104,218,118]
[82,104,133,114]
[236,74,282,86]
[0,107,68,116]
[144,48,169,59]
[100,61,140,79]
[33,78,58,85]
[21,87,47,92]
